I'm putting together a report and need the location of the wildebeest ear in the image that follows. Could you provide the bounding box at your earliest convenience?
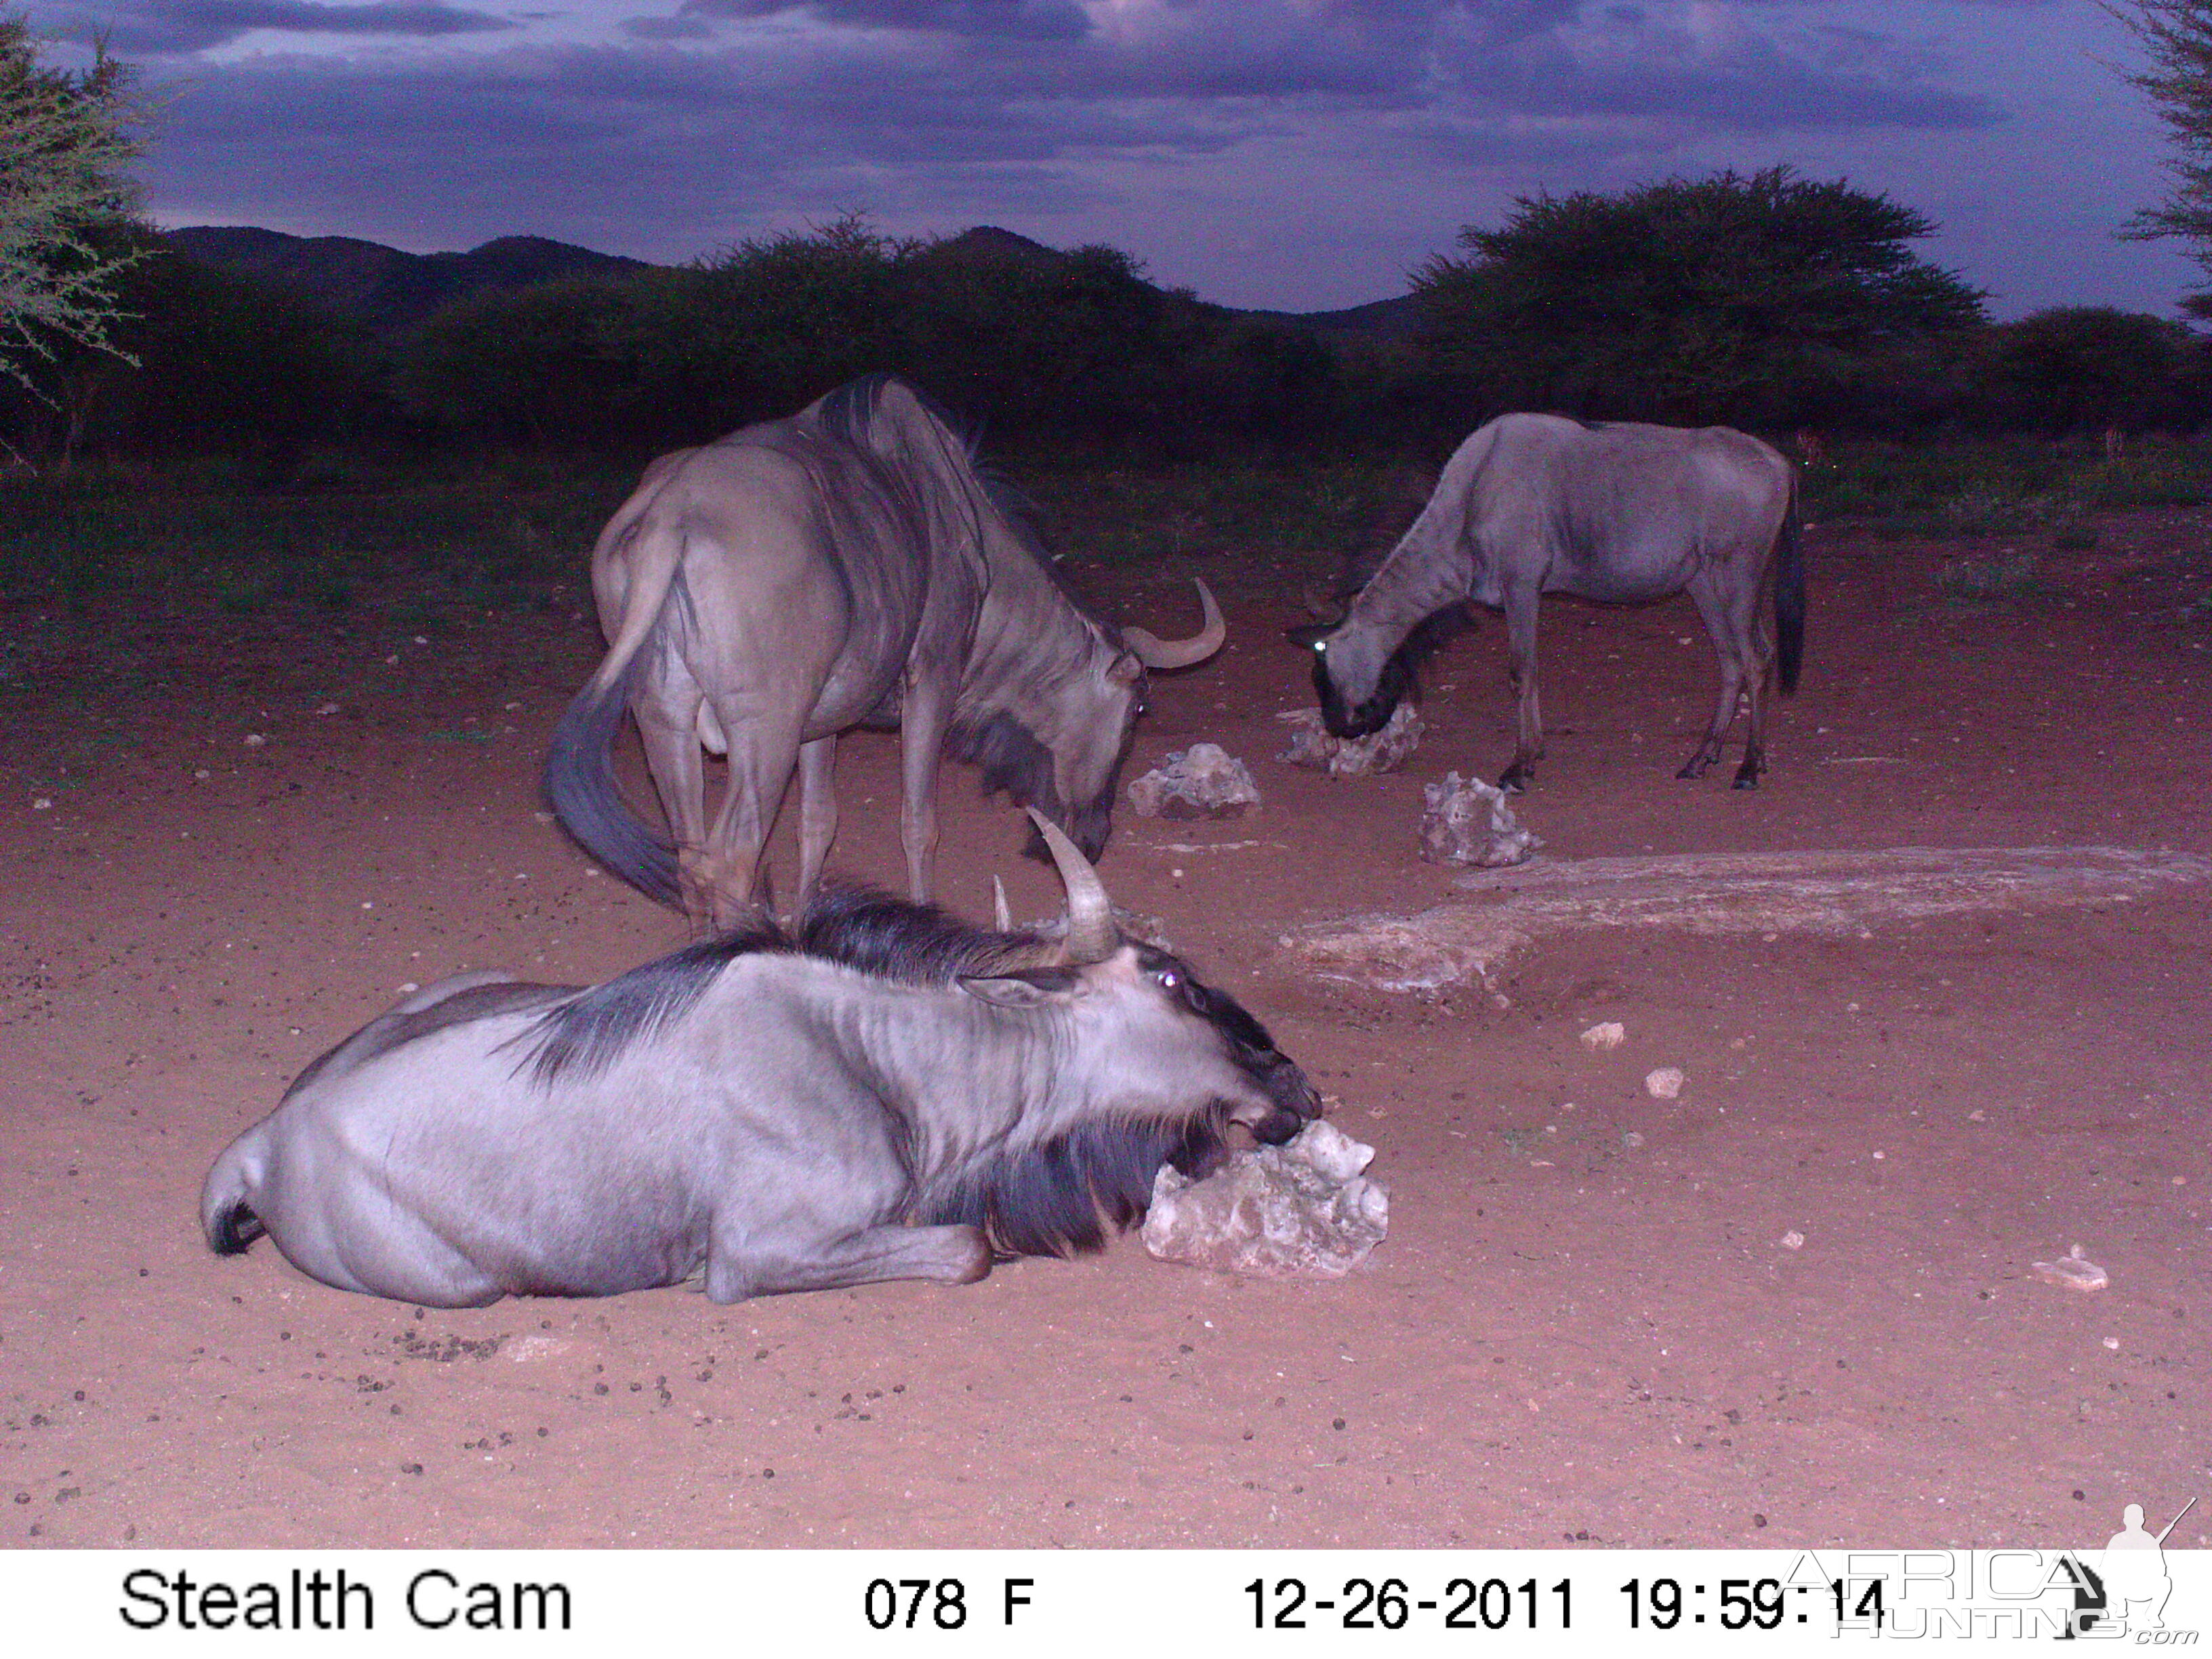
[1284,621,1334,649]
[958,966,1084,1009]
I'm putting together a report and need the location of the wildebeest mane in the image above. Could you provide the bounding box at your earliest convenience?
[794,882,1040,984]
[816,372,1121,636]
[520,920,790,1086]
[924,1111,1227,1258]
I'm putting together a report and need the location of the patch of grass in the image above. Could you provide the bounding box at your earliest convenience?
[0,451,636,621]
[1805,434,2212,534]
[1936,552,2065,605]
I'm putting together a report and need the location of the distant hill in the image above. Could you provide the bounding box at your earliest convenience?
[159,227,655,333]
[159,222,1418,340]
[1240,293,1423,340]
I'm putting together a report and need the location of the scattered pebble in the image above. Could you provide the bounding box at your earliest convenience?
[1643,1067,1685,1100]
[1579,1021,1626,1052]
[243,734,266,747]
[1622,1131,1647,1149]
[1968,1109,1987,1122]
[2032,1245,2110,1292]
[2102,1337,2121,1351]
[31,797,52,811]
[1779,1231,1805,1250]
[314,701,340,716]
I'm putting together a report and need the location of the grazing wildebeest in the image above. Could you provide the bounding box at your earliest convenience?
[546,373,1225,927]
[1290,413,1803,790]
[199,815,1319,1308]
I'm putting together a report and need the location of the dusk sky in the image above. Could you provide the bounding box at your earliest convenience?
[47,0,2203,319]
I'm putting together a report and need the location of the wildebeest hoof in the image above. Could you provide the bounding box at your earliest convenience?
[1496,766,1532,794]
[1732,770,1761,790]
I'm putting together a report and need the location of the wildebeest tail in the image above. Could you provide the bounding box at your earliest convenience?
[200,1141,266,1256]
[544,665,682,909]
[1773,488,1805,695]
[544,512,691,911]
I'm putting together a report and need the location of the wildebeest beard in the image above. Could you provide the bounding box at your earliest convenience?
[947,710,1123,863]
[1315,603,1473,739]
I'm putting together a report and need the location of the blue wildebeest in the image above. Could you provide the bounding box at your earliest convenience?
[1291,413,1803,790]
[199,815,1318,1308]
[546,373,1224,928]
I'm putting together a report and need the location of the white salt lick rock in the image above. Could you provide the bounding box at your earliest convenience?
[1142,1120,1389,1279]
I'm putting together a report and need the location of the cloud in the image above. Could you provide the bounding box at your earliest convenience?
[63,0,515,56]
[135,0,2015,290]
[686,0,1090,42]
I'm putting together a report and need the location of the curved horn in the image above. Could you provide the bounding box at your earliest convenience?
[991,875,1012,933]
[1123,578,1226,671]
[1026,806,1116,965]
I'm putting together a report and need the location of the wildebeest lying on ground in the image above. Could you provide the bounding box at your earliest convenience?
[1291,413,1803,790]
[546,372,1225,928]
[199,815,1318,1309]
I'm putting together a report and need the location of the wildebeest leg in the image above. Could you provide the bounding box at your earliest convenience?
[632,681,718,922]
[1731,601,1779,789]
[1497,583,1544,792]
[794,735,838,912]
[702,1223,992,1302]
[898,676,951,902]
[1679,578,1751,785]
[701,699,804,928]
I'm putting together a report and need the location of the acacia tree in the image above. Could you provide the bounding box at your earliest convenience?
[0,18,147,401]
[1412,166,1986,429]
[2110,1,2212,306]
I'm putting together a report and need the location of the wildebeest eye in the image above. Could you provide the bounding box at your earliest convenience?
[1313,640,1327,655]
[1152,968,1181,991]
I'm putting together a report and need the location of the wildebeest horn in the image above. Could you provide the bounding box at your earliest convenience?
[992,876,1012,933]
[1025,807,1117,965]
[1123,578,1226,671]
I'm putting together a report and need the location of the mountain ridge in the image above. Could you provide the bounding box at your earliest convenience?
[159,222,1420,340]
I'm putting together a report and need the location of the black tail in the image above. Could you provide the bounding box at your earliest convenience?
[1773,491,1805,695]
[201,1143,268,1256]
[543,667,683,910]
[206,1199,264,1256]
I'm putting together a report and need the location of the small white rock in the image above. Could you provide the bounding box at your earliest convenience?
[2032,1244,2110,1292]
[1780,1230,1805,1250]
[31,797,52,811]
[1579,1021,1626,1052]
[314,701,340,716]
[1644,1066,1685,1100]
[243,733,266,747]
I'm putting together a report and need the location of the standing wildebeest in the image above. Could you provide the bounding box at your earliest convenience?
[1291,413,1803,790]
[199,815,1319,1308]
[546,373,1225,927]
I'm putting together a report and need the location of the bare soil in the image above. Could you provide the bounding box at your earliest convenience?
[3,511,2207,1550]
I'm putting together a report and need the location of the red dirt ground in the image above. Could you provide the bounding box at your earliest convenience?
[3,510,2207,1550]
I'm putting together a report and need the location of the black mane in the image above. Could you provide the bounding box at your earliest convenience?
[794,884,1039,984]
[925,1113,1227,1258]
[520,919,790,1085]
